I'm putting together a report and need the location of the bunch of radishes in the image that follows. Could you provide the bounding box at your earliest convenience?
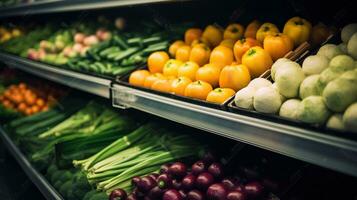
[27,28,111,62]
[65,28,111,57]
[109,153,270,200]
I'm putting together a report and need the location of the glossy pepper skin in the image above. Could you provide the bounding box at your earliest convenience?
[263,33,293,61]
[256,23,279,43]
[283,17,312,47]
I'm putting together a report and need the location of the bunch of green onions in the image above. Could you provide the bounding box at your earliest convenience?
[73,123,203,193]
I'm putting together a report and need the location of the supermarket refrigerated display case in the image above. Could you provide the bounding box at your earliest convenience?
[0,0,356,199]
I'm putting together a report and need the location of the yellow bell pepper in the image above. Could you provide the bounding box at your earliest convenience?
[283,17,312,47]
[256,23,279,43]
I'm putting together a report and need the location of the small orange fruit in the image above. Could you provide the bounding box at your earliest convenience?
[129,70,150,87]
[175,45,191,62]
[219,39,235,49]
[184,80,213,100]
[206,88,235,104]
[151,78,172,93]
[219,64,251,91]
[209,45,234,69]
[202,25,223,47]
[223,23,245,41]
[233,37,261,63]
[244,20,261,39]
[263,33,293,61]
[171,77,192,96]
[191,37,210,47]
[17,102,26,112]
[195,63,221,87]
[177,61,200,81]
[148,51,170,73]
[185,28,203,45]
[36,98,45,107]
[189,44,211,66]
[143,73,165,88]
[242,46,273,78]
[169,40,185,57]
[163,59,183,77]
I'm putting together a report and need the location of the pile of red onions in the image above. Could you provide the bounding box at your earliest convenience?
[109,154,270,200]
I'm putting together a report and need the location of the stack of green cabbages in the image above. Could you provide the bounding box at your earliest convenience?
[234,23,357,133]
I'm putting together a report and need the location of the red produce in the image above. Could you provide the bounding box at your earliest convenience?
[208,163,224,179]
[196,172,214,190]
[207,183,228,200]
[109,189,127,200]
[244,182,264,198]
[160,164,171,174]
[191,161,206,175]
[138,176,156,192]
[182,174,196,191]
[127,194,137,200]
[179,190,187,199]
[158,174,173,189]
[172,179,182,190]
[148,186,165,199]
[169,162,187,179]
[221,178,238,190]
[132,176,141,187]
[226,190,247,200]
[163,189,183,200]
[187,190,204,200]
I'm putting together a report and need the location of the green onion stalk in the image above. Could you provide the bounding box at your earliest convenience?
[73,123,203,194]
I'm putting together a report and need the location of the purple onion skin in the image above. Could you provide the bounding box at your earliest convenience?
[160,164,171,174]
[148,186,165,199]
[206,183,228,200]
[168,162,187,179]
[179,190,187,199]
[163,189,183,200]
[109,189,127,200]
[221,178,238,190]
[182,174,196,191]
[244,182,264,198]
[172,179,182,190]
[132,176,141,187]
[133,188,144,198]
[226,190,247,200]
[191,161,206,175]
[138,176,156,192]
[208,163,224,180]
[196,172,214,190]
[157,174,173,189]
[126,194,137,200]
[234,185,245,192]
[187,190,204,200]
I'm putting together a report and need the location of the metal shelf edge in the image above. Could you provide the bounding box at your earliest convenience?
[0,0,194,18]
[0,127,63,200]
[0,52,111,98]
[112,84,357,177]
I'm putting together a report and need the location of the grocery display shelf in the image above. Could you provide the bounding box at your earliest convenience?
[0,127,63,200]
[0,0,193,18]
[0,52,111,98]
[112,84,357,177]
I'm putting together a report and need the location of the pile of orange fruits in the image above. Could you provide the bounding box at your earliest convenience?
[0,83,58,115]
[129,17,329,104]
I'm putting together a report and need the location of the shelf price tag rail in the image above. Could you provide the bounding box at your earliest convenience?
[0,52,111,98]
[111,83,357,178]
[0,127,64,200]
